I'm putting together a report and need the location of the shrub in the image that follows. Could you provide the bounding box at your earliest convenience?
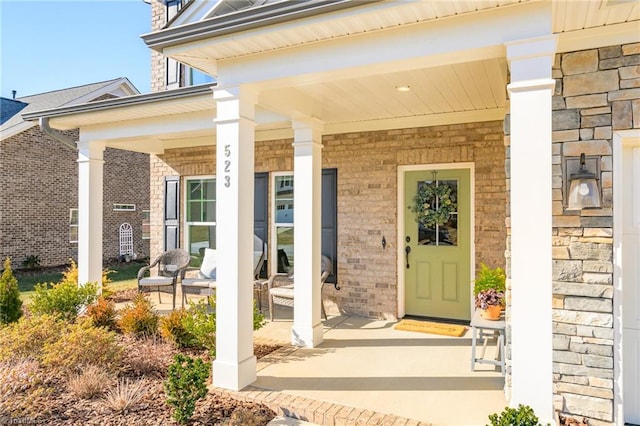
[487,404,550,426]
[30,280,98,321]
[164,354,210,424]
[0,358,52,417]
[159,308,196,349]
[182,300,217,355]
[121,336,174,378]
[22,254,40,269]
[41,317,122,374]
[0,314,68,362]
[0,257,22,325]
[254,299,266,331]
[103,378,147,413]
[118,294,159,337]
[62,258,112,287]
[86,296,118,330]
[67,365,114,399]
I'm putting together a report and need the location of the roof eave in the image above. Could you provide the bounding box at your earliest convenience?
[141,0,373,52]
[22,84,215,122]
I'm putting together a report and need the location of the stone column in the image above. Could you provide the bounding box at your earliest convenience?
[212,86,257,390]
[506,35,557,423]
[292,118,324,348]
[77,139,105,286]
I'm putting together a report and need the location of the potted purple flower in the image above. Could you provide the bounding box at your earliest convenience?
[475,288,505,320]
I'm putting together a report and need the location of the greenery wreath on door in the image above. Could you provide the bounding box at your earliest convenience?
[411,181,457,228]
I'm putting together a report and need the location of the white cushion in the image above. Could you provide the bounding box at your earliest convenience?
[200,248,217,279]
[269,284,294,299]
[182,278,217,289]
[139,277,173,286]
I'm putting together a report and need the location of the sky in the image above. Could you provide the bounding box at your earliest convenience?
[0,0,153,99]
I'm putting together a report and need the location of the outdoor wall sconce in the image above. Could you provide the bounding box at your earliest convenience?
[566,153,601,210]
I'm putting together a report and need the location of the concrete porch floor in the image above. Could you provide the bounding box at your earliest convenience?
[241,306,506,425]
[141,290,507,425]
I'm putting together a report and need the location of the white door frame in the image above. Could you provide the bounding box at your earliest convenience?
[613,129,640,424]
[397,162,475,319]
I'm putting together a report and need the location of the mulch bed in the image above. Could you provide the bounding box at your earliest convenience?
[4,287,283,425]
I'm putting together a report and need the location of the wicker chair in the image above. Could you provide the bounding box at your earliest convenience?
[137,249,190,310]
[267,255,333,321]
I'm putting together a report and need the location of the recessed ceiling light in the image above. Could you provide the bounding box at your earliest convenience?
[396,85,411,92]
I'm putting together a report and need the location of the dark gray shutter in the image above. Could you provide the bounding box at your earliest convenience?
[164,176,180,250]
[322,168,338,285]
[254,173,268,278]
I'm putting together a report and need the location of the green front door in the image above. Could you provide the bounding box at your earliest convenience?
[404,168,471,321]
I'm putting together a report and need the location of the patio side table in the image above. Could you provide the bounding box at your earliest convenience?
[470,308,505,375]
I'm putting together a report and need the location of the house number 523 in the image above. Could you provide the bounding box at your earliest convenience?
[224,145,231,188]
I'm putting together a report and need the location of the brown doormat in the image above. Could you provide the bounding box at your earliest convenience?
[394,319,467,337]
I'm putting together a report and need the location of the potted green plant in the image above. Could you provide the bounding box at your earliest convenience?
[473,263,506,320]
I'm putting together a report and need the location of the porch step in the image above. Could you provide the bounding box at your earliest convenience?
[210,384,431,426]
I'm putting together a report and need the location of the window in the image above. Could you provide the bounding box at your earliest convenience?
[113,204,136,212]
[187,67,215,86]
[69,209,78,243]
[273,174,294,273]
[142,210,151,240]
[185,177,216,261]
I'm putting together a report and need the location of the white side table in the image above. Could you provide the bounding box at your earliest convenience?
[470,308,505,375]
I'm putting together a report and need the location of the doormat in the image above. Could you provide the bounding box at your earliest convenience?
[394,319,467,337]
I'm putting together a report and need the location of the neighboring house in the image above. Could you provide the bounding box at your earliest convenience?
[0,79,150,267]
[23,1,640,424]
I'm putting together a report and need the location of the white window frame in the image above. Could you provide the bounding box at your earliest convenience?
[184,175,216,257]
[271,172,294,274]
[113,203,136,212]
[141,210,151,240]
[69,208,78,243]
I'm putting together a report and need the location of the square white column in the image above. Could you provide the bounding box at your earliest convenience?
[292,118,324,348]
[77,139,105,287]
[212,86,257,390]
[506,35,557,423]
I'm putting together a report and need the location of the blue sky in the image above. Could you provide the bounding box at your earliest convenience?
[1,0,152,99]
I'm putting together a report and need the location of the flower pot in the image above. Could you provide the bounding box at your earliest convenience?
[480,305,502,320]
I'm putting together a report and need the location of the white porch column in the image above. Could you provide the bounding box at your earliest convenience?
[292,118,324,348]
[506,35,556,423]
[212,86,257,391]
[77,139,105,286]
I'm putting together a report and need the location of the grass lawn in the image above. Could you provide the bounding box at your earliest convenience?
[16,261,144,303]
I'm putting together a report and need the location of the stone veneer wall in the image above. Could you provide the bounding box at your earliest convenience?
[150,121,507,318]
[0,127,150,267]
[505,42,640,425]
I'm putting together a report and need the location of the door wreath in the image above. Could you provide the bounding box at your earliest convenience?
[411,180,457,228]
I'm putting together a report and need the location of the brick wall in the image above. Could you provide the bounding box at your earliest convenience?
[150,121,506,318]
[505,42,640,425]
[150,0,165,93]
[0,126,150,268]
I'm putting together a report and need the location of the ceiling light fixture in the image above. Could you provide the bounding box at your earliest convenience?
[396,85,411,92]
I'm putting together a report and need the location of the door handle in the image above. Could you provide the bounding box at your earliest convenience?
[405,245,411,269]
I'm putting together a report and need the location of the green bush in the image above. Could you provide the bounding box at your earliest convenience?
[0,257,22,325]
[22,255,40,269]
[159,309,196,349]
[164,354,210,424]
[487,404,550,426]
[118,294,159,337]
[253,299,266,331]
[30,280,98,321]
[182,300,217,355]
[474,263,506,296]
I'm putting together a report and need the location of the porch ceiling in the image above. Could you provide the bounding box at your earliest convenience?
[157,0,639,76]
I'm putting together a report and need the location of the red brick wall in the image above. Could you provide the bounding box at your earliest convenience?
[150,121,506,318]
[0,126,150,268]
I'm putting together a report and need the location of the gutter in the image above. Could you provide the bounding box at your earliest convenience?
[40,117,77,151]
[142,0,373,52]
